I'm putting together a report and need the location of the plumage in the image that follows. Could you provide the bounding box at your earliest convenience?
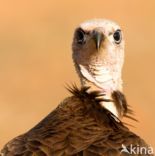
[1,19,153,156]
[0,86,153,156]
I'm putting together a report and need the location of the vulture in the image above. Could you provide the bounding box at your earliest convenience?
[0,19,154,156]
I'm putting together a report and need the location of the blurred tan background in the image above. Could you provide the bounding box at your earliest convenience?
[0,0,155,149]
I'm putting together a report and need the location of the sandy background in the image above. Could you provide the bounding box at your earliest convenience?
[0,0,155,150]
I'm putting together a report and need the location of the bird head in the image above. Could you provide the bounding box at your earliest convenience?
[72,19,124,93]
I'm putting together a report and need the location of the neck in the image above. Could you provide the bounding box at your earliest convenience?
[76,63,123,118]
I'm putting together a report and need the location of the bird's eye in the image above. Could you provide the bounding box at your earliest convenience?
[113,29,122,44]
[76,28,86,44]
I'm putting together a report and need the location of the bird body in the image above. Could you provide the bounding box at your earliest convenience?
[1,19,153,156]
[0,87,152,155]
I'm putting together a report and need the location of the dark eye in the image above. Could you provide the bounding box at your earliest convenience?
[113,29,122,44]
[76,28,86,44]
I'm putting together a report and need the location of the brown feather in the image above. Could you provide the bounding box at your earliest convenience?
[0,86,153,156]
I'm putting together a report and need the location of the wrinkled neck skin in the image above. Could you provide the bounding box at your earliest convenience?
[73,46,124,118]
[79,61,123,93]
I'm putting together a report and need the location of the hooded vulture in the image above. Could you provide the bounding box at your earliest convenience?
[0,19,153,156]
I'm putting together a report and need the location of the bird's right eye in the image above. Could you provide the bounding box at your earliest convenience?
[76,28,86,44]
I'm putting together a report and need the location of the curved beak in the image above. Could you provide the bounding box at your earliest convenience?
[93,30,104,50]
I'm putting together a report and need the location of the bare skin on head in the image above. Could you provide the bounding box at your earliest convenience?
[72,19,125,118]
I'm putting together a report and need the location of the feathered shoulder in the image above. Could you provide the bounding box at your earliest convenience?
[66,84,136,130]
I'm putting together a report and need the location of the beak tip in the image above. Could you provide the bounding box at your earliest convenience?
[96,40,101,50]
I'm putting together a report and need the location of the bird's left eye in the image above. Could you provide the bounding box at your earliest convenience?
[76,28,86,45]
[113,29,122,44]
